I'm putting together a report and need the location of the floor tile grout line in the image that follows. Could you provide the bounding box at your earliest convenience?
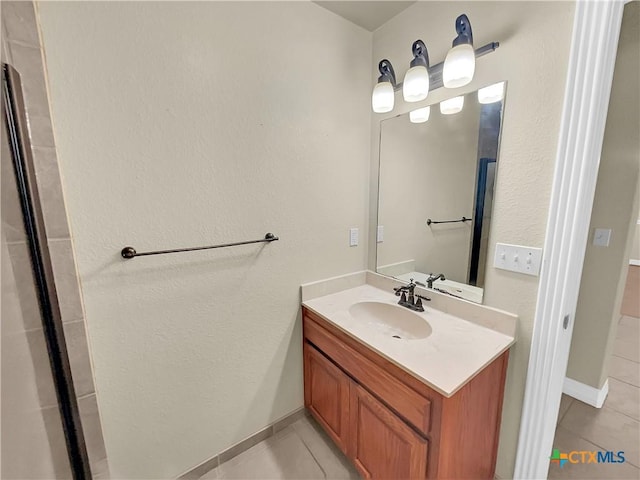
[611,353,640,363]
[291,424,329,479]
[571,431,616,453]
[602,407,640,423]
[216,424,332,480]
[562,428,640,469]
[558,404,640,441]
[557,398,574,425]
[602,403,640,423]
[608,374,640,389]
[611,353,640,365]
[616,316,639,323]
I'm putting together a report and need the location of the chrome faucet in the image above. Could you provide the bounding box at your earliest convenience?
[393,279,430,312]
[426,273,445,289]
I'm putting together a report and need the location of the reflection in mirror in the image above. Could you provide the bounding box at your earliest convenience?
[376,83,506,304]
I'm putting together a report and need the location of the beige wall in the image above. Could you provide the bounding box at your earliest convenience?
[370,2,575,477]
[377,93,480,283]
[566,1,640,390]
[37,2,372,478]
[631,171,640,262]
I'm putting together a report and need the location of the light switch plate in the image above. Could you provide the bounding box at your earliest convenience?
[593,228,612,247]
[494,243,543,276]
[349,228,359,247]
[377,225,384,243]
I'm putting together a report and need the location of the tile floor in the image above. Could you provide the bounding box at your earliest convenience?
[199,415,359,479]
[550,315,640,479]
[201,270,640,480]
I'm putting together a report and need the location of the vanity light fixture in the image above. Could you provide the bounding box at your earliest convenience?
[478,81,505,104]
[443,14,476,89]
[409,106,431,123]
[372,59,397,113]
[440,95,464,115]
[371,14,499,114]
[403,40,430,103]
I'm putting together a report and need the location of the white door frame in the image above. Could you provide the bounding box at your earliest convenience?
[513,0,626,478]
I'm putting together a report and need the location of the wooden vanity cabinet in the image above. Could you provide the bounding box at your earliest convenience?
[303,342,350,453]
[302,307,509,480]
[349,382,428,479]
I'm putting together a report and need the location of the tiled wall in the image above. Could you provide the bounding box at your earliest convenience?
[1,2,109,478]
[1,127,73,479]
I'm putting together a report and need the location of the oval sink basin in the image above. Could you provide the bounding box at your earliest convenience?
[348,301,432,340]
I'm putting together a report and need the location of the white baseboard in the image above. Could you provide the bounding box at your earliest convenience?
[630,259,640,266]
[563,377,609,408]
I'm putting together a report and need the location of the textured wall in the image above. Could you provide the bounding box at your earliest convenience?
[369,2,575,477]
[3,1,109,477]
[631,172,640,262]
[37,2,372,478]
[376,93,480,283]
[566,1,640,390]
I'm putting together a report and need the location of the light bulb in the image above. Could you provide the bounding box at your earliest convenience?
[440,96,464,115]
[478,82,505,104]
[409,106,430,123]
[372,82,394,113]
[402,66,430,102]
[443,44,475,89]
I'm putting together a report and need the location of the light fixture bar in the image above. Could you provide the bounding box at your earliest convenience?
[392,41,499,92]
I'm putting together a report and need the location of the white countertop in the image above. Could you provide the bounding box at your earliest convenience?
[394,271,484,304]
[303,283,515,397]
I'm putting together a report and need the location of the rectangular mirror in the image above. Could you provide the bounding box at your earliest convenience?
[376,82,507,304]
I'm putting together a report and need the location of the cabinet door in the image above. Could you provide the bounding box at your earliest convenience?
[349,383,428,480]
[304,343,350,453]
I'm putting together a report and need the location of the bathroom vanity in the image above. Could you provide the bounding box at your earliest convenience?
[301,275,516,479]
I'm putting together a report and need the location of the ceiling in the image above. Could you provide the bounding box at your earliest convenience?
[314,1,416,32]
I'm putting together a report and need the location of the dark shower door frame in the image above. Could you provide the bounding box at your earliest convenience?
[468,157,496,286]
[2,63,91,480]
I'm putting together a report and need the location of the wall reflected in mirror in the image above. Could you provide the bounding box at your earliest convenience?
[376,83,507,304]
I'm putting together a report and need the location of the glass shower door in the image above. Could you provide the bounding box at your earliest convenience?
[2,63,89,479]
[1,98,72,480]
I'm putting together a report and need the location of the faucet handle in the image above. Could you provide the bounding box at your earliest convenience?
[414,295,430,312]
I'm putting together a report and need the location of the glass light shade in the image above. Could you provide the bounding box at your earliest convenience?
[409,106,430,123]
[372,82,395,113]
[402,66,430,102]
[442,44,476,89]
[478,82,505,104]
[440,96,464,115]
